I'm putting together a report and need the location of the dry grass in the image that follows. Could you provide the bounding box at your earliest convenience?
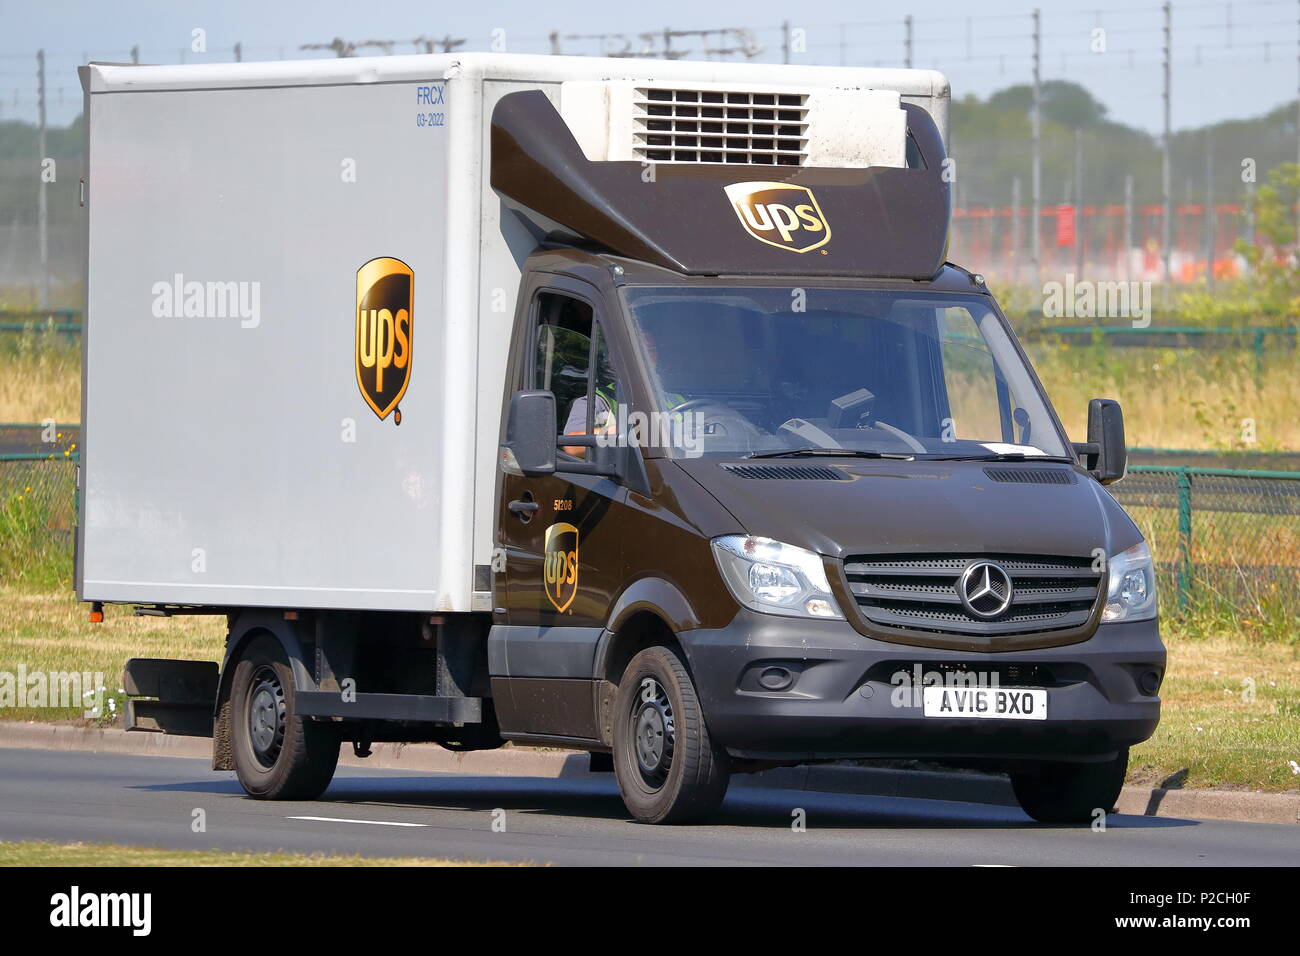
[0,588,224,721]
[0,841,524,866]
[1029,344,1300,450]
[0,339,80,424]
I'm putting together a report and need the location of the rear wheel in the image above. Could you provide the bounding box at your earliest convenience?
[1010,749,1129,824]
[230,636,339,800]
[612,645,730,824]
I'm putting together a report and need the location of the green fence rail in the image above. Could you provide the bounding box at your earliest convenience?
[1,454,1297,621]
[0,309,81,322]
[1127,447,1300,473]
[0,309,83,337]
[1019,326,1298,383]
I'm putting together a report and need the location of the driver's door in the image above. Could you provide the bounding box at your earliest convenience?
[492,278,631,738]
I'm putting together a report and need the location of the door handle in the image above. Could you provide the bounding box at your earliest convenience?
[508,499,540,517]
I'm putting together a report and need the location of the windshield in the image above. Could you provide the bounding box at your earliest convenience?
[621,286,1069,460]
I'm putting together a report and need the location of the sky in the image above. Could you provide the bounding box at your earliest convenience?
[0,0,1293,134]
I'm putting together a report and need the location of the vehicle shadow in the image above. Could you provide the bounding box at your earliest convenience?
[135,771,1200,831]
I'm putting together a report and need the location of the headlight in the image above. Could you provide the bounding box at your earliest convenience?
[1102,541,1158,622]
[711,535,844,620]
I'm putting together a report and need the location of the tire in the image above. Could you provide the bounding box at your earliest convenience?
[1010,749,1129,824]
[230,635,339,800]
[612,645,730,824]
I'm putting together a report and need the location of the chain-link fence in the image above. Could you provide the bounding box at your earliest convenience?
[2,453,1298,620]
[1110,466,1300,617]
[0,452,78,590]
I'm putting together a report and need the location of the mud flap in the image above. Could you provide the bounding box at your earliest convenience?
[123,658,218,738]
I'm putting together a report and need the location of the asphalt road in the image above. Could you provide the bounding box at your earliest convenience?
[1,747,1297,866]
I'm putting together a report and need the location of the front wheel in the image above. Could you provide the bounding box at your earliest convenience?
[1010,749,1129,824]
[230,636,339,800]
[612,645,730,824]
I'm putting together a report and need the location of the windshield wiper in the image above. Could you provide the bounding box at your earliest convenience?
[922,452,1077,463]
[746,447,914,460]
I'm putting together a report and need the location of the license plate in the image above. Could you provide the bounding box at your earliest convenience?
[922,686,1047,720]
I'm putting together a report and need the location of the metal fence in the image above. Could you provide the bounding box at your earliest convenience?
[0,309,82,336]
[1127,447,1300,473]
[0,452,78,588]
[1017,326,1298,385]
[1,453,1297,620]
[1109,465,1300,615]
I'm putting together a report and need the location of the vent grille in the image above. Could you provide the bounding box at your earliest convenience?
[983,467,1078,485]
[842,553,1102,638]
[633,88,809,166]
[723,464,848,481]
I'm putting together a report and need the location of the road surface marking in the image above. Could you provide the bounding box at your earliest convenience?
[288,815,428,828]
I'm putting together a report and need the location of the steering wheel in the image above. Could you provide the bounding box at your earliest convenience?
[666,398,763,446]
[667,398,726,414]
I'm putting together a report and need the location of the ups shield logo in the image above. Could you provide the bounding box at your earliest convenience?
[356,257,413,424]
[543,522,580,614]
[724,181,831,253]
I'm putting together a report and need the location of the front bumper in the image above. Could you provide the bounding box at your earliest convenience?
[679,610,1164,763]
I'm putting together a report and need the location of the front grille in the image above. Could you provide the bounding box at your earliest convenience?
[633,88,809,166]
[842,553,1102,637]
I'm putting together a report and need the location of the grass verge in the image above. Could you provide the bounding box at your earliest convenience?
[0,841,521,866]
[1128,632,1300,792]
[0,588,224,721]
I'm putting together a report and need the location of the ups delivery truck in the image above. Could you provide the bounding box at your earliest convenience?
[78,54,1164,824]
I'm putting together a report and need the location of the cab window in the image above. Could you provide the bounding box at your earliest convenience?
[531,292,621,459]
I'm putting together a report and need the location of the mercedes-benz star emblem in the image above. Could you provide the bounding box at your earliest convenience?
[958,562,1014,618]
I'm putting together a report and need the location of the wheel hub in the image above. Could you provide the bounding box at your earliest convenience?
[247,667,286,767]
[630,678,675,787]
[635,706,666,770]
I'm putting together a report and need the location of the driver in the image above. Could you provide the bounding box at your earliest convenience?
[561,327,696,457]
[562,330,622,456]
[563,326,686,455]
[563,377,619,456]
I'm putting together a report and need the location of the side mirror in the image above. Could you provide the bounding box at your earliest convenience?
[554,426,626,481]
[1072,398,1126,484]
[502,390,556,477]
